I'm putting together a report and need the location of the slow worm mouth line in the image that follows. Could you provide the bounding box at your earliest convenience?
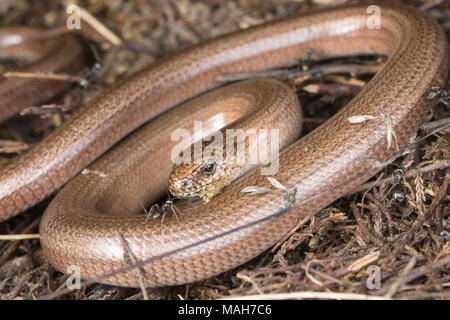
[0,3,448,288]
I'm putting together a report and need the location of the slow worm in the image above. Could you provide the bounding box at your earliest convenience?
[0,3,447,287]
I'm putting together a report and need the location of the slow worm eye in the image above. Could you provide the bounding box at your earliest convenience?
[202,163,216,175]
[181,180,190,189]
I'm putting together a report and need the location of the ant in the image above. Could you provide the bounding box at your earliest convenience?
[384,168,405,201]
[143,193,181,227]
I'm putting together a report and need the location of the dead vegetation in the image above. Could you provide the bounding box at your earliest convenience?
[0,0,449,300]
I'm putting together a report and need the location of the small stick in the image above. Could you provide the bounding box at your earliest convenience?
[0,141,29,153]
[0,218,40,265]
[0,234,40,240]
[3,71,83,82]
[79,7,122,46]
[119,235,149,300]
[384,256,417,299]
[216,63,382,83]
[420,117,450,133]
[347,160,450,195]
[388,170,449,262]
[420,0,447,10]
[271,212,311,253]
[350,202,385,246]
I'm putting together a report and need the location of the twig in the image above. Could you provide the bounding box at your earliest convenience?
[380,256,450,296]
[216,63,382,83]
[348,160,450,195]
[0,234,40,241]
[420,117,450,133]
[79,7,122,46]
[2,71,83,82]
[350,202,385,246]
[119,235,149,300]
[270,211,311,253]
[0,142,29,153]
[0,218,40,265]
[389,170,449,262]
[365,193,394,238]
[385,256,417,298]
[420,0,448,10]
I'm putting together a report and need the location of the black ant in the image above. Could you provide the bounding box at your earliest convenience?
[384,168,405,201]
[143,193,181,227]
